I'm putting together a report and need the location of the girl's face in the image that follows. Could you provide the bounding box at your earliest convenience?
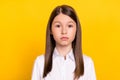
[51,13,76,47]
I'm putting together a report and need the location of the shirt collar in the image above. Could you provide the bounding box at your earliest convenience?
[53,47,75,61]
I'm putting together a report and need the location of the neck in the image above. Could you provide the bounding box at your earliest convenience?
[55,44,72,57]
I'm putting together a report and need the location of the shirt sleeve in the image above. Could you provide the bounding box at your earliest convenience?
[31,57,42,80]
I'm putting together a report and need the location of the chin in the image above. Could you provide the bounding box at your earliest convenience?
[59,43,70,47]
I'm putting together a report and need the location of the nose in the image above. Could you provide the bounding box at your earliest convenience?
[61,26,67,34]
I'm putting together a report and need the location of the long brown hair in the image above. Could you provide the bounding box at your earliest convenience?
[43,5,84,79]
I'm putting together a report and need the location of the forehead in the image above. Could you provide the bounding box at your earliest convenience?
[52,13,75,24]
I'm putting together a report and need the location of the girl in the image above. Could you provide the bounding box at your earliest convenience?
[31,5,96,80]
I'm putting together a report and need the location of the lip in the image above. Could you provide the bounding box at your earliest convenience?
[60,37,69,40]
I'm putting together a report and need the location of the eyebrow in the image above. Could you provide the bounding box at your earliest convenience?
[52,21,61,24]
[52,21,76,24]
[68,21,76,24]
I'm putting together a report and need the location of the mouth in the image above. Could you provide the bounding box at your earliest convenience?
[60,37,69,41]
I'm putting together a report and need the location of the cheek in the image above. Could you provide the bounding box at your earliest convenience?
[69,29,76,39]
[51,26,60,34]
[51,30,60,40]
[69,28,76,35]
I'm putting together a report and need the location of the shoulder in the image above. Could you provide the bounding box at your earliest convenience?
[79,54,96,80]
[81,54,96,80]
[83,54,95,68]
[34,54,45,66]
[33,54,45,71]
[35,54,44,62]
[83,54,92,61]
[31,55,45,80]
[83,54,94,64]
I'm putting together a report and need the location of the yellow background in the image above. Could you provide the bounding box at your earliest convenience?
[0,0,120,80]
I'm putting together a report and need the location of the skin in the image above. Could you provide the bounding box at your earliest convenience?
[51,13,76,58]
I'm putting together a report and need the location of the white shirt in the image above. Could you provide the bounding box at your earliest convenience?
[31,48,96,80]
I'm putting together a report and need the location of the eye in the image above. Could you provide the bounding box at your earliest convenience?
[68,25,73,28]
[55,24,61,28]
